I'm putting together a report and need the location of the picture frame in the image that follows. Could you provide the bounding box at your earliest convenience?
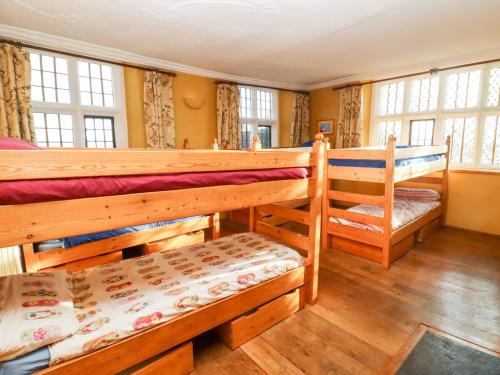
[317,119,334,135]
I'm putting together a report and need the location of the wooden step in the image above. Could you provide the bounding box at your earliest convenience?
[217,287,304,350]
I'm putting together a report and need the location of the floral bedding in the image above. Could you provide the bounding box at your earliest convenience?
[0,270,79,362]
[47,232,303,364]
[329,198,441,233]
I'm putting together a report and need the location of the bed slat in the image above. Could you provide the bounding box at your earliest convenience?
[328,190,385,207]
[328,207,384,227]
[328,166,385,183]
[0,150,313,180]
[255,221,310,252]
[0,178,314,247]
[257,204,310,225]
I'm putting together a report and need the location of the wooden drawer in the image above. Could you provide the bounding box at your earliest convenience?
[416,218,440,243]
[141,231,205,255]
[42,251,123,272]
[129,341,193,375]
[217,287,304,350]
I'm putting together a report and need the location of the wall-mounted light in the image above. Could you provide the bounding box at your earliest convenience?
[183,96,205,110]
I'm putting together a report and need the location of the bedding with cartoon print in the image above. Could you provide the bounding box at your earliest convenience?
[47,232,303,364]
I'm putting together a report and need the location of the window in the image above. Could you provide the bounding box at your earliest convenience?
[480,116,500,164]
[258,125,272,148]
[84,116,115,148]
[410,119,435,146]
[33,112,74,147]
[238,86,278,149]
[377,121,401,146]
[371,63,500,169]
[30,51,127,148]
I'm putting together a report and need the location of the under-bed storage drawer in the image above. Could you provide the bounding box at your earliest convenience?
[128,341,193,375]
[217,287,304,350]
[141,230,205,255]
[416,218,440,243]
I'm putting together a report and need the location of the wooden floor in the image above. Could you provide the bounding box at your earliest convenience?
[191,225,500,374]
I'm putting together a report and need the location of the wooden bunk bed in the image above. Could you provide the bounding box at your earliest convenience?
[322,135,450,269]
[0,135,325,374]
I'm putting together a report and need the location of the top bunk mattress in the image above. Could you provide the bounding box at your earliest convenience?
[329,153,445,168]
[0,168,310,205]
[0,232,303,368]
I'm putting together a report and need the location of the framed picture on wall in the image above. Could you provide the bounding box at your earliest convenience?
[318,119,333,135]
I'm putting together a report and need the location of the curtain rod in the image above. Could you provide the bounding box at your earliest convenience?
[215,80,308,94]
[332,57,500,91]
[0,38,177,77]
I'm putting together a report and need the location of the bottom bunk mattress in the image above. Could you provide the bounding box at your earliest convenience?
[0,232,303,374]
[329,198,441,233]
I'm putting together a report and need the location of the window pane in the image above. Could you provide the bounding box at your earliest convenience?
[84,116,115,148]
[444,70,481,109]
[78,62,114,107]
[378,81,404,116]
[486,67,500,107]
[409,76,439,112]
[480,116,500,164]
[240,123,253,149]
[410,119,435,146]
[258,125,272,148]
[239,87,252,118]
[30,53,70,103]
[257,90,273,119]
[33,113,74,148]
[377,121,401,146]
[443,117,476,163]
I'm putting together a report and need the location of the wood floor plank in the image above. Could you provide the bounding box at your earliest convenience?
[241,337,305,375]
[191,225,500,373]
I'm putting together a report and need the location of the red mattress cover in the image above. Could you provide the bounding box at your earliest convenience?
[0,137,310,205]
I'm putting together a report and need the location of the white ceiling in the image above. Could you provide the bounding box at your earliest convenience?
[1,0,500,89]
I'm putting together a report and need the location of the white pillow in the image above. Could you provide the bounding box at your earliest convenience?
[0,270,79,362]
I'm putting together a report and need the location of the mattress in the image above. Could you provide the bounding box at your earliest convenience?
[329,153,445,168]
[329,198,441,232]
[0,232,303,371]
[0,168,310,205]
[61,216,204,248]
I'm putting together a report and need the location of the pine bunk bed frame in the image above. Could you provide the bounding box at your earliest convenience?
[322,135,450,269]
[0,135,325,374]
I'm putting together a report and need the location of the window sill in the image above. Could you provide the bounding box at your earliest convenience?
[450,169,500,176]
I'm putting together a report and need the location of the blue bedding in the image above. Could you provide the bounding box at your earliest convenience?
[62,216,203,248]
[329,153,445,168]
[0,347,50,375]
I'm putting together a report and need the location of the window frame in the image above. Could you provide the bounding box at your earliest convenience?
[238,85,279,149]
[370,62,500,170]
[30,50,128,148]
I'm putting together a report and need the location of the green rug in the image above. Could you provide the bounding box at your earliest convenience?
[397,331,500,375]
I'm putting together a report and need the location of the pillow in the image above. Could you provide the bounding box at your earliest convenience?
[0,270,79,362]
[0,137,41,150]
[394,187,440,201]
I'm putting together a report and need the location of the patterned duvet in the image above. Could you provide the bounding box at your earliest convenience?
[329,198,441,232]
[47,232,303,364]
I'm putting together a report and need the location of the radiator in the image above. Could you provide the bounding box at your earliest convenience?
[0,246,23,276]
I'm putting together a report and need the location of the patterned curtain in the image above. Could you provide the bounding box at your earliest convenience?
[290,92,310,146]
[0,43,35,142]
[217,83,240,149]
[144,71,175,148]
[336,85,363,148]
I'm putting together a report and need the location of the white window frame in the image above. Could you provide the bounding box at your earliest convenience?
[238,85,279,148]
[30,50,128,148]
[370,62,500,170]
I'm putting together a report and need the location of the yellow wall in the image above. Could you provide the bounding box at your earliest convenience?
[279,90,294,147]
[125,68,292,148]
[309,87,340,142]
[446,172,500,235]
[124,68,217,149]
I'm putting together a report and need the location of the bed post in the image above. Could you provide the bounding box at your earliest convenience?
[306,133,325,304]
[248,136,261,232]
[22,244,38,273]
[212,138,219,150]
[321,137,331,251]
[440,136,451,226]
[382,135,396,269]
